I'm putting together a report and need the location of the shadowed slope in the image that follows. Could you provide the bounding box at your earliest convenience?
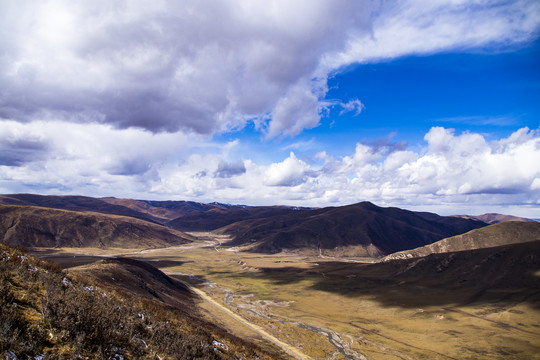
[0,244,280,359]
[70,257,194,311]
[167,206,304,231]
[245,240,540,309]
[217,202,486,256]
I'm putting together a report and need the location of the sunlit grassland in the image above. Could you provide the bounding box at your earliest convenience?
[33,236,540,360]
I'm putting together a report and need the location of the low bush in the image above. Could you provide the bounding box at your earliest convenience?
[0,243,277,359]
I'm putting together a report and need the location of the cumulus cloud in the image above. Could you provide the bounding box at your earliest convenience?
[1,121,539,215]
[0,0,372,137]
[2,1,540,216]
[2,1,538,138]
[264,152,314,187]
[0,128,50,166]
[0,120,189,195]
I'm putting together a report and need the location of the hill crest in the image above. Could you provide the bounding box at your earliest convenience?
[383,221,540,261]
[0,204,194,249]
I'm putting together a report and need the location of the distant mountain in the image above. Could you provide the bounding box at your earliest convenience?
[383,221,540,261]
[0,193,161,223]
[167,206,304,231]
[101,197,242,222]
[0,194,492,257]
[216,202,487,256]
[0,204,194,248]
[0,193,243,225]
[452,213,536,224]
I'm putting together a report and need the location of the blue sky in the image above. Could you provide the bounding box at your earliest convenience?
[1,1,540,217]
[228,40,540,163]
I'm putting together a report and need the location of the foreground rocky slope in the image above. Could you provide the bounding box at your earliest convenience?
[0,244,279,359]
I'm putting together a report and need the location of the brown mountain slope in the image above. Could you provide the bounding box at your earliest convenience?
[101,197,242,222]
[0,204,194,249]
[453,212,535,224]
[217,202,487,256]
[0,193,161,223]
[0,244,279,359]
[70,257,194,312]
[384,221,540,260]
[0,193,246,225]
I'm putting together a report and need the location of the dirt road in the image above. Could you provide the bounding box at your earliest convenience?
[188,285,312,360]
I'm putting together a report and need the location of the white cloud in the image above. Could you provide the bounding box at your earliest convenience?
[1,2,540,216]
[2,1,538,138]
[264,152,313,186]
[0,120,189,196]
[323,0,540,68]
[339,99,365,116]
[1,120,539,215]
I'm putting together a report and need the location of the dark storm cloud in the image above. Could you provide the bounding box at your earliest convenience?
[107,159,152,176]
[0,138,50,166]
[0,1,374,136]
[214,161,246,178]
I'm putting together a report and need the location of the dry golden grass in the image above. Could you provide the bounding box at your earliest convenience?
[30,233,540,360]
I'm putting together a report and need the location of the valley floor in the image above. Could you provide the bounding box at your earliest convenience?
[33,233,540,360]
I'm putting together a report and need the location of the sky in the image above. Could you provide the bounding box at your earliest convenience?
[1,0,540,217]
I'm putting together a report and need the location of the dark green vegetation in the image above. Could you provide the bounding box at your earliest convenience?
[385,221,540,260]
[0,243,279,359]
[0,204,194,248]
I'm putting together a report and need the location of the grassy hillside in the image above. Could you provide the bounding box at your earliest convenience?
[453,213,535,224]
[385,221,540,260]
[0,193,245,225]
[0,193,161,223]
[70,257,194,311]
[217,202,486,256]
[245,240,540,308]
[0,244,279,359]
[0,204,194,249]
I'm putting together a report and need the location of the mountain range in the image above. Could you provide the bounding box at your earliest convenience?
[0,194,490,256]
[1,193,538,258]
[1,193,539,359]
